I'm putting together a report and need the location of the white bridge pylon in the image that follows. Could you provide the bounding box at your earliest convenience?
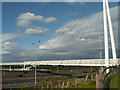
[103,0,117,73]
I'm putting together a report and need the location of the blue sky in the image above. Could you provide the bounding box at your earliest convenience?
[2,2,117,47]
[1,2,119,62]
[2,3,97,46]
[3,3,80,47]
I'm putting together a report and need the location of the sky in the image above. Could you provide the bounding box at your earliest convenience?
[1,2,119,62]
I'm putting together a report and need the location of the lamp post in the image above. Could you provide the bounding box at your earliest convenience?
[3,51,9,73]
[99,35,102,60]
[32,41,40,85]
[99,35,104,70]
[3,54,5,75]
[23,56,25,71]
[56,49,59,74]
[35,55,36,85]
[32,44,37,85]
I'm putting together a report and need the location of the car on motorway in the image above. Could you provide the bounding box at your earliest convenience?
[17,74,25,77]
[83,71,88,73]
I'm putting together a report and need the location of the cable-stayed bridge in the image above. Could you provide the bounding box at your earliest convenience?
[1,0,120,69]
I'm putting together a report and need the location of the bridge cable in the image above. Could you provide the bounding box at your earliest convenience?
[64,2,102,60]
[56,2,99,60]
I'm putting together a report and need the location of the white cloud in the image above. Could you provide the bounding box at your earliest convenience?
[3,42,10,47]
[39,6,118,58]
[2,50,10,55]
[44,17,57,23]
[17,19,33,27]
[55,28,69,34]
[2,41,16,55]
[2,33,22,55]
[17,12,57,27]
[25,28,49,35]
[3,42,16,49]
[2,33,22,42]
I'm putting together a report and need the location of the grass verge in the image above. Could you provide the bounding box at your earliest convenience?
[68,79,96,88]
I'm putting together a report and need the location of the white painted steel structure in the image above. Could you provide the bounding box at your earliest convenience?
[103,0,109,70]
[105,0,117,60]
[103,0,117,73]
[0,59,119,66]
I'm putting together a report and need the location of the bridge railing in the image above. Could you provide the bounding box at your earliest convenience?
[0,58,119,66]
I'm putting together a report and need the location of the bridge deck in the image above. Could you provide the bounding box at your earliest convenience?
[1,59,119,66]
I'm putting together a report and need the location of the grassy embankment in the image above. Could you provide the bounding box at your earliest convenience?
[68,79,96,88]
[110,74,120,89]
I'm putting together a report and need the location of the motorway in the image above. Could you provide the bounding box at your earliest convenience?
[2,68,99,88]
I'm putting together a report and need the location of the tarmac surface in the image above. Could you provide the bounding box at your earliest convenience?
[2,67,99,88]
